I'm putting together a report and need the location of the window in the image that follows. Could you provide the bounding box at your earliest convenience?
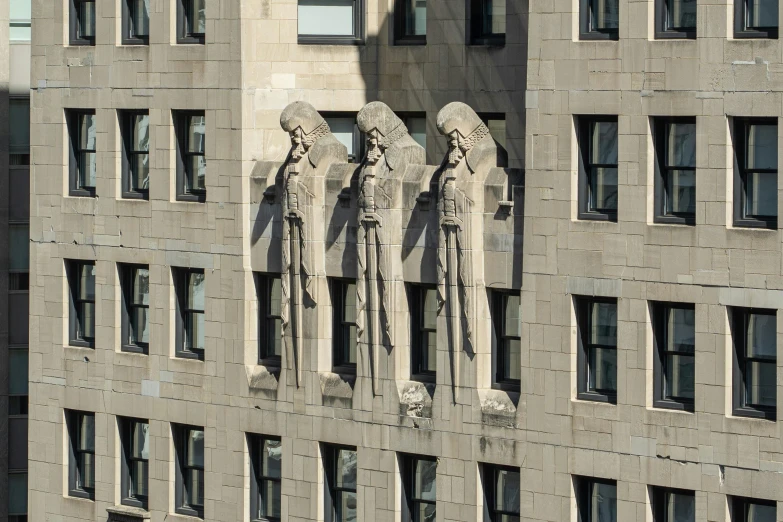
[9,349,29,415]
[478,113,506,150]
[67,110,97,197]
[492,290,521,391]
[9,472,27,521]
[580,0,619,39]
[177,0,206,44]
[298,0,364,44]
[576,297,617,403]
[66,410,95,500]
[120,264,150,354]
[733,118,778,228]
[174,268,206,360]
[653,118,696,224]
[122,0,150,44]
[400,455,436,522]
[576,477,617,522]
[481,464,520,522]
[257,274,283,367]
[10,0,32,41]
[394,0,426,44]
[403,114,427,150]
[69,0,95,45]
[119,418,150,509]
[67,260,96,348]
[331,279,357,375]
[323,445,357,522]
[731,308,777,420]
[120,110,150,199]
[249,435,282,522]
[652,302,695,411]
[324,113,364,162]
[409,285,437,382]
[469,0,506,45]
[577,116,618,221]
[735,0,778,38]
[174,424,205,518]
[656,0,696,38]
[175,111,207,202]
[652,488,695,522]
[10,98,31,164]
[731,497,776,522]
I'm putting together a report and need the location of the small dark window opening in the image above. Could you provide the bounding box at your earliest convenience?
[331,279,358,376]
[67,110,97,197]
[174,268,206,360]
[731,496,776,522]
[580,0,619,40]
[733,118,778,229]
[575,296,618,403]
[119,417,150,509]
[69,0,96,45]
[491,290,521,392]
[652,487,695,522]
[394,0,427,44]
[249,435,282,522]
[323,444,358,522]
[257,274,283,368]
[67,410,95,500]
[652,302,695,411]
[575,476,618,522]
[174,111,207,202]
[577,116,618,221]
[409,284,437,382]
[653,118,696,225]
[67,260,96,348]
[734,0,778,38]
[481,464,520,522]
[731,307,777,420]
[469,0,506,45]
[400,455,437,522]
[122,0,150,44]
[120,264,150,354]
[120,110,150,199]
[177,0,206,44]
[174,424,205,518]
[655,0,696,38]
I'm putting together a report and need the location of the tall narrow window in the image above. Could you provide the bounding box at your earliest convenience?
[410,285,437,382]
[175,111,207,202]
[478,113,507,150]
[652,302,695,410]
[652,488,695,522]
[67,410,96,500]
[67,110,97,197]
[324,113,364,162]
[67,260,96,348]
[578,116,618,221]
[576,297,618,403]
[734,118,778,228]
[732,308,777,420]
[331,279,357,375]
[731,497,776,522]
[174,424,205,518]
[249,435,282,522]
[735,0,778,38]
[394,0,426,44]
[656,0,696,38]
[469,0,506,45]
[298,0,364,44]
[69,0,96,45]
[401,455,436,522]
[492,290,521,391]
[120,264,150,354]
[580,0,619,39]
[120,110,150,199]
[482,464,520,522]
[257,274,283,368]
[402,114,427,150]
[175,268,206,360]
[654,118,696,224]
[122,0,150,44]
[576,477,617,522]
[119,418,150,509]
[323,445,357,522]
[177,0,206,43]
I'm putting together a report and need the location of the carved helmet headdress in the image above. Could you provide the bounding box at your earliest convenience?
[436,102,493,168]
[280,101,332,161]
[356,101,412,168]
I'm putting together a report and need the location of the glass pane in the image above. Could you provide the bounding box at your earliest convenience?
[425,331,437,372]
[495,469,520,515]
[590,302,617,347]
[325,117,356,156]
[665,354,694,400]
[188,115,206,153]
[188,468,205,507]
[187,429,205,467]
[262,479,282,518]
[665,169,696,215]
[336,448,357,489]
[666,123,696,168]
[344,283,357,322]
[487,118,506,149]
[8,473,27,515]
[132,421,150,459]
[80,452,95,489]
[666,492,695,522]
[591,0,619,29]
[747,124,777,170]
[504,294,520,337]
[404,0,427,35]
[747,360,776,407]
[79,414,95,451]
[132,153,150,191]
[504,339,521,381]
[416,502,437,522]
[79,1,96,38]
[79,152,97,189]
[423,288,437,329]
[748,313,776,359]
[188,0,207,33]
[271,318,283,357]
[9,225,29,271]
[746,171,777,218]
[415,459,437,502]
[10,0,32,21]
[80,264,96,300]
[132,114,149,152]
[591,121,618,165]
[667,307,695,353]
[9,99,31,153]
[348,326,357,363]
[188,155,207,191]
[133,268,150,305]
[591,481,617,522]
[132,307,149,344]
[81,302,95,339]
[747,502,776,522]
[270,278,282,315]
[189,272,205,310]
[79,113,96,150]
[338,490,358,522]
[9,350,29,396]
[668,0,696,28]
[481,0,506,34]
[748,0,779,28]
[407,117,426,149]
[298,0,355,36]
[262,439,282,478]
[188,311,205,350]
[132,460,149,497]
[589,346,617,392]
[131,0,151,37]
[589,168,618,211]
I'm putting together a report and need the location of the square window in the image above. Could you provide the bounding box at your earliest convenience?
[481,464,520,522]
[249,435,282,522]
[66,260,96,348]
[67,110,97,197]
[402,114,427,150]
[174,268,206,360]
[120,264,150,354]
[652,487,695,522]
[491,290,521,391]
[577,116,618,221]
[174,111,207,202]
[298,0,364,44]
[173,424,205,518]
[400,454,436,522]
[731,497,776,522]
[177,0,206,44]
[731,308,777,420]
[735,0,778,38]
[575,477,617,522]
[69,0,95,45]
[653,118,697,224]
[9,472,27,516]
[331,279,357,375]
[655,0,696,38]
[652,302,695,411]
[324,113,364,162]
[478,113,506,150]
[323,444,358,522]
[120,110,150,199]
[257,273,283,368]
[122,0,150,44]
[66,410,96,500]
[575,296,618,403]
[580,0,619,39]
[394,0,426,44]
[409,284,437,382]
[119,417,150,509]
[469,0,506,45]
[733,118,778,229]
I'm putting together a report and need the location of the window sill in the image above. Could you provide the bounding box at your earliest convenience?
[491,382,521,394]
[176,36,205,45]
[576,391,617,404]
[579,31,618,41]
[732,218,777,230]
[298,36,365,45]
[68,40,96,47]
[654,30,696,40]
[577,211,617,222]
[121,344,148,355]
[68,339,95,349]
[174,507,204,520]
[175,350,204,362]
[411,373,436,384]
[468,38,505,47]
[108,504,150,521]
[393,37,427,46]
[733,30,778,39]
[176,193,207,203]
[69,189,97,198]
[732,406,776,421]
[68,488,95,501]
[652,398,694,412]
[121,191,149,201]
[120,38,149,46]
[653,214,695,226]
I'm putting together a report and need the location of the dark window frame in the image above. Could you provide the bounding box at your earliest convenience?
[652,302,695,412]
[468,0,506,45]
[323,112,365,163]
[575,296,618,404]
[66,260,96,349]
[579,0,619,40]
[731,307,777,421]
[734,0,779,38]
[331,278,357,376]
[409,284,437,383]
[733,117,778,229]
[69,0,96,46]
[120,264,150,355]
[249,434,283,522]
[655,0,697,39]
[652,487,695,522]
[173,424,205,518]
[176,0,206,44]
[66,410,96,500]
[119,417,150,509]
[577,116,618,222]
[323,444,358,522]
[491,289,521,392]
[731,496,777,522]
[575,476,617,522]
[256,273,283,369]
[394,0,426,45]
[174,110,207,202]
[121,0,150,45]
[482,463,520,522]
[120,110,150,200]
[174,268,206,361]
[653,117,697,225]
[400,454,437,522]
[67,109,97,198]
[297,0,365,45]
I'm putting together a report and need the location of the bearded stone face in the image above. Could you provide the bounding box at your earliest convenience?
[447,133,464,166]
[290,127,307,160]
[365,130,382,165]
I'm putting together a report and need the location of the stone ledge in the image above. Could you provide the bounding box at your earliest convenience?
[245,364,280,394]
[319,372,355,407]
[106,505,150,521]
[478,389,519,428]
